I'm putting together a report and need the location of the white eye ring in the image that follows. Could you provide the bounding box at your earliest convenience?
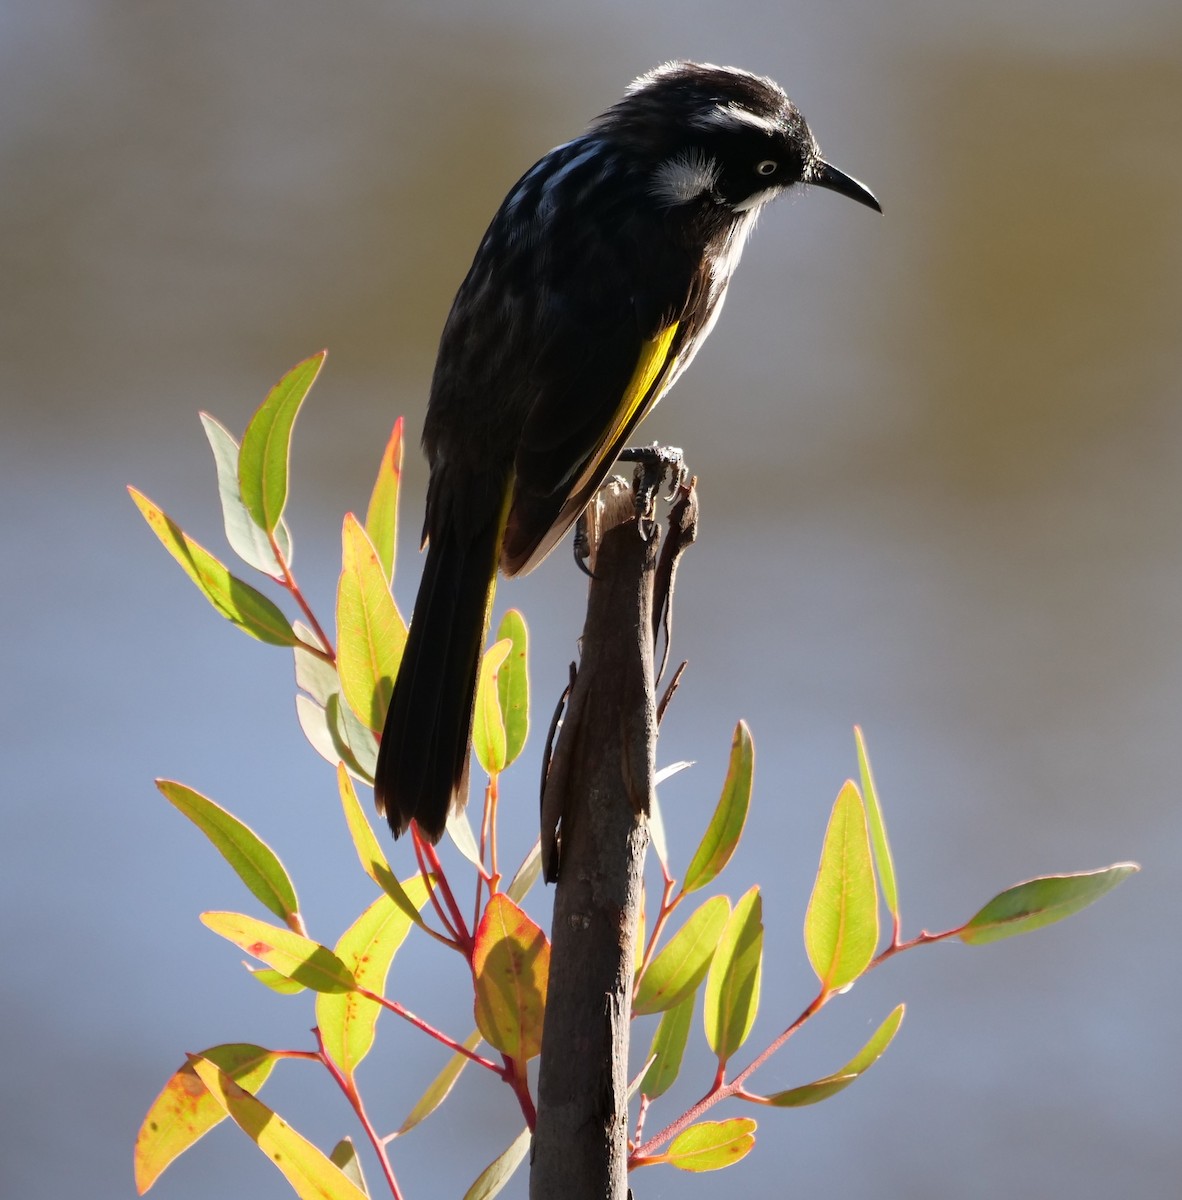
[755,159,778,176]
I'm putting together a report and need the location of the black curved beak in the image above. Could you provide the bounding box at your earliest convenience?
[810,159,881,212]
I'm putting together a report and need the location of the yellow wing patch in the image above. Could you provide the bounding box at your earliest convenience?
[569,322,680,499]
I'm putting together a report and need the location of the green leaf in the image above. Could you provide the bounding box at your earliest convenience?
[855,726,899,923]
[336,514,407,732]
[328,693,378,782]
[472,895,550,1062]
[683,721,753,894]
[397,1029,484,1136]
[134,1044,277,1194]
[318,885,430,1077]
[129,488,299,646]
[200,412,292,577]
[472,638,512,776]
[293,621,338,704]
[703,886,763,1064]
[664,1118,757,1173]
[247,966,307,995]
[640,991,695,1100]
[157,780,301,929]
[238,351,325,534]
[188,1056,368,1200]
[760,1004,905,1107]
[805,780,879,991]
[505,841,543,905]
[328,1139,370,1196]
[959,863,1140,945]
[633,894,730,1015]
[364,417,403,584]
[337,764,435,935]
[447,806,483,869]
[201,912,354,993]
[462,1125,531,1200]
[494,610,530,767]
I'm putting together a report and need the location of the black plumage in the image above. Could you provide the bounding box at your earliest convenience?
[375,61,880,841]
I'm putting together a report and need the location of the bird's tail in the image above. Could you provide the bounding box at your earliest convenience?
[374,509,501,843]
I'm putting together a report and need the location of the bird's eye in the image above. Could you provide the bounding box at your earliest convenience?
[755,159,778,176]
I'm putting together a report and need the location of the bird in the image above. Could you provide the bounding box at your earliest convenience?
[374,60,880,842]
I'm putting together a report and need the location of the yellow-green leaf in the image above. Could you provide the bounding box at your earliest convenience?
[157,780,301,929]
[134,1044,277,1194]
[495,610,530,767]
[336,514,407,732]
[318,884,430,1077]
[238,351,325,534]
[634,894,730,1015]
[201,412,293,577]
[805,781,879,991]
[397,1029,484,1135]
[855,726,899,922]
[364,417,403,584]
[664,1118,756,1173]
[760,1004,905,1107]
[129,488,298,646]
[703,886,763,1064]
[200,912,354,993]
[337,764,435,935]
[247,966,306,995]
[328,1139,369,1196]
[960,863,1140,945]
[472,894,549,1062]
[188,1056,368,1200]
[472,638,512,776]
[463,1125,531,1200]
[640,991,695,1100]
[683,721,753,894]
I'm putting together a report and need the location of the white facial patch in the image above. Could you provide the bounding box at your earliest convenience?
[693,102,781,136]
[649,150,720,206]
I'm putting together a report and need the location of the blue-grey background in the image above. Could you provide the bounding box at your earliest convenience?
[3,2,1178,1197]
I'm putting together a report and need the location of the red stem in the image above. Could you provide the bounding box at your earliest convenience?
[269,531,334,660]
[315,1027,404,1199]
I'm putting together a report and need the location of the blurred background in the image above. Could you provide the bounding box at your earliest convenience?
[3,2,1179,1197]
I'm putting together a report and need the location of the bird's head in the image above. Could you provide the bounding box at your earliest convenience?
[593,61,880,216]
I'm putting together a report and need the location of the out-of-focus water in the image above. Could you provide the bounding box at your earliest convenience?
[3,4,1179,1198]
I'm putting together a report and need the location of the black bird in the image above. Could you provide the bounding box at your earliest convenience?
[375,61,880,841]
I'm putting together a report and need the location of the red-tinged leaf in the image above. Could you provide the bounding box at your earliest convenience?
[397,1029,484,1136]
[633,894,730,1015]
[328,1139,369,1195]
[463,1125,531,1200]
[238,351,325,534]
[128,488,298,646]
[365,417,403,584]
[336,514,407,732]
[200,412,292,577]
[663,1118,757,1173]
[472,894,550,1061]
[134,1044,277,1194]
[495,610,530,767]
[855,726,899,922]
[318,884,431,1077]
[473,638,512,776]
[157,780,301,930]
[640,991,695,1100]
[683,721,753,894]
[758,1004,905,1107]
[960,863,1140,945]
[200,912,354,993]
[703,886,763,1064]
[337,764,435,934]
[805,780,879,991]
[188,1056,368,1200]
